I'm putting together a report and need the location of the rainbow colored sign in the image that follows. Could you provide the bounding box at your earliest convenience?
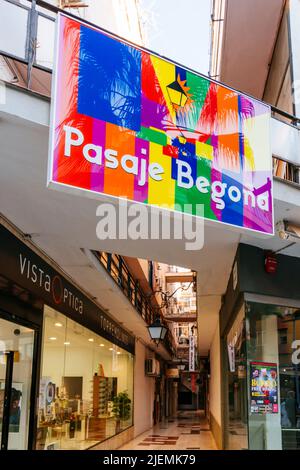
[48,13,273,235]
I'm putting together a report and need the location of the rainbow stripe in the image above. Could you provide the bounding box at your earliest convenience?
[50,14,273,235]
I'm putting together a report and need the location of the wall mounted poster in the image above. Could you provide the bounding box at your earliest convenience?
[48,13,273,235]
[250,362,278,414]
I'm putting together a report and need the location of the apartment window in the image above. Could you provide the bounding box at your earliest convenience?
[279,329,288,345]
[0,0,29,59]
[263,4,293,115]
[273,157,300,185]
[36,14,55,68]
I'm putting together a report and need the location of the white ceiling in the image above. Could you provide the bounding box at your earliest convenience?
[221,0,285,99]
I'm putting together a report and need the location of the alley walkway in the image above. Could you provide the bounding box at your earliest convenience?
[120,411,217,450]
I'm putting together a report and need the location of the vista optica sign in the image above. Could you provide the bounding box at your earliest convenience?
[48,13,274,235]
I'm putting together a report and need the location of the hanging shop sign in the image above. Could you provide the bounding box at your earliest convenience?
[48,13,273,236]
[189,335,195,372]
[165,368,180,379]
[250,362,278,414]
[227,342,235,373]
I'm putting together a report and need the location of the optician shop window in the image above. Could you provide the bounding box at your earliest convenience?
[36,306,134,450]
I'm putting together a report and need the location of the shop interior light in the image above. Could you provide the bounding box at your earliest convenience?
[88,338,94,342]
[49,337,57,341]
[99,344,104,347]
[147,317,168,346]
[109,347,113,351]
[55,322,63,327]
[64,341,70,345]
[117,351,121,355]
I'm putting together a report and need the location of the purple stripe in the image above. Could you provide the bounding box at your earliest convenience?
[210,134,222,221]
[141,94,168,131]
[134,138,149,202]
[91,119,106,192]
[243,170,273,233]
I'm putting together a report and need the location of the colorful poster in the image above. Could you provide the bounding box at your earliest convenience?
[250,362,278,414]
[48,13,273,235]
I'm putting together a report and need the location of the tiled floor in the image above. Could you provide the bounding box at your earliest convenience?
[227,419,248,450]
[119,411,218,450]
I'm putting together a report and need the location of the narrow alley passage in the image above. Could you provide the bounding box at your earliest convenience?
[120,412,217,450]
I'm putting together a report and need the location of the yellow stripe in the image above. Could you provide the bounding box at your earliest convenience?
[243,114,271,171]
[150,55,177,124]
[196,141,214,160]
[148,142,175,208]
[149,126,166,135]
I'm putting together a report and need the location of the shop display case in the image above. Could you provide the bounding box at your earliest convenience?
[92,374,117,418]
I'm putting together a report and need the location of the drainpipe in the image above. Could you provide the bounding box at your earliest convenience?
[26,0,38,89]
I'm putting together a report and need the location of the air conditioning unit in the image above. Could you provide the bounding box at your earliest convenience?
[277,220,300,242]
[145,358,160,376]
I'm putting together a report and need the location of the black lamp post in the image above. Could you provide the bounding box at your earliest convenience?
[147,317,168,346]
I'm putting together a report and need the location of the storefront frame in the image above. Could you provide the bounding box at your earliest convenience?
[220,242,300,450]
[222,293,300,450]
[0,224,135,450]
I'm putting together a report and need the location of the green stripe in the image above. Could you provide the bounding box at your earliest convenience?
[137,127,168,146]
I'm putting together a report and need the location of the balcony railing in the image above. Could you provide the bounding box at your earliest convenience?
[0,4,298,107]
[272,116,300,187]
[167,265,191,273]
[165,297,197,320]
[93,251,176,356]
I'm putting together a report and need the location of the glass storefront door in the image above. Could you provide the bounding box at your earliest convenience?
[246,301,300,450]
[0,316,35,450]
[277,308,300,449]
[226,306,248,450]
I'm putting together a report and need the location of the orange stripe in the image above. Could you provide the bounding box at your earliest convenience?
[217,86,240,173]
[104,123,135,199]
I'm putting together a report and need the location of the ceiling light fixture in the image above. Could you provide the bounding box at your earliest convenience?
[49,337,57,341]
